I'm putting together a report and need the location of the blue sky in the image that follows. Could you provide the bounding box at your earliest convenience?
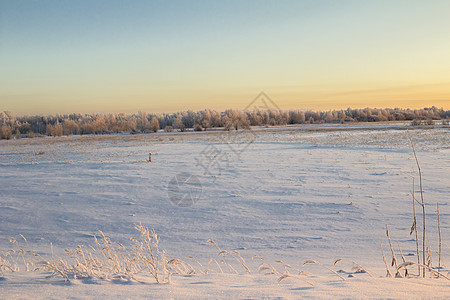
[1,0,449,115]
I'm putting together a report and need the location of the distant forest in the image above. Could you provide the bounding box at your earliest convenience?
[1,107,449,139]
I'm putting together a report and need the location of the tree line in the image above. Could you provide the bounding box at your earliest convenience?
[1,107,449,139]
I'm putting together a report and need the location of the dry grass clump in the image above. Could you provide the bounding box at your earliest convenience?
[0,235,34,275]
[205,242,375,285]
[0,232,256,283]
[378,134,447,280]
[1,225,195,283]
[1,231,373,287]
[2,226,445,287]
[206,239,250,274]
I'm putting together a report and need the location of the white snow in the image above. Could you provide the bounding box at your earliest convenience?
[1,124,449,298]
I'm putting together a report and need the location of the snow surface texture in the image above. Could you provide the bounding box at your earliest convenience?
[0,124,449,299]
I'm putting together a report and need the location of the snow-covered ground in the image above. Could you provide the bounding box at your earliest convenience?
[1,124,449,298]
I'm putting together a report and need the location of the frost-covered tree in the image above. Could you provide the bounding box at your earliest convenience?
[174,115,185,132]
[151,117,160,132]
[46,121,63,137]
[1,107,448,139]
[1,125,12,139]
[63,119,80,135]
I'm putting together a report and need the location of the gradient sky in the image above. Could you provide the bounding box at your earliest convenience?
[1,0,449,115]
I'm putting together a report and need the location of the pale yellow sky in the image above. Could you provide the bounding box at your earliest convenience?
[1,83,449,115]
[1,1,449,115]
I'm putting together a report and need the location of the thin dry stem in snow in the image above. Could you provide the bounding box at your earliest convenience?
[397,262,450,281]
[277,274,314,286]
[302,260,345,281]
[208,257,223,274]
[408,133,426,278]
[397,241,408,277]
[232,250,251,274]
[187,256,206,273]
[380,242,393,278]
[408,175,421,276]
[276,260,302,275]
[207,240,238,274]
[437,201,442,277]
[333,258,376,277]
[253,255,280,275]
[385,225,401,277]
[426,238,433,272]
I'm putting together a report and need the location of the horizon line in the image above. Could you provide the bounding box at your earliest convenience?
[3,105,449,118]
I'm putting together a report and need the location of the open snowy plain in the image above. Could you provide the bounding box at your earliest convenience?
[1,123,449,299]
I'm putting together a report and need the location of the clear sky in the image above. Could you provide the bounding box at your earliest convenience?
[1,0,449,115]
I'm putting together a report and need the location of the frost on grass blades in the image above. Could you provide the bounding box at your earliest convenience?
[0,228,379,285]
[1,226,171,283]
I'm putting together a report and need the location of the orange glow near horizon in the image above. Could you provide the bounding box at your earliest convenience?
[3,83,449,116]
